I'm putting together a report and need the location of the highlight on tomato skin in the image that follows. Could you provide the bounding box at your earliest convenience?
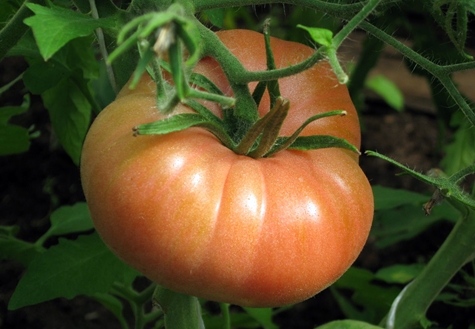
[80,29,374,308]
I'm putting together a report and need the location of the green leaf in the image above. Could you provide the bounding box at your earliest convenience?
[189,72,225,97]
[8,232,138,310]
[154,286,205,329]
[24,3,115,60]
[371,202,459,248]
[441,112,475,175]
[366,74,404,112]
[315,320,384,329]
[372,185,429,210]
[242,307,278,329]
[333,268,401,323]
[0,72,23,96]
[71,0,91,13]
[0,226,44,266]
[0,1,19,30]
[6,30,41,58]
[286,135,359,153]
[203,9,225,28]
[264,109,349,157]
[0,124,31,156]
[330,287,371,321]
[375,264,424,284]
[134,113,207,135]
[0,93,29,124]
[297,24,333,47]
[42,77,92,165]
[23,61,69,94]
[41,203,93,241]
[0,94,31,155]
[21,36,99,164]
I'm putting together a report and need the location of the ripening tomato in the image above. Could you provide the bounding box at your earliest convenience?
[80,29,373,307]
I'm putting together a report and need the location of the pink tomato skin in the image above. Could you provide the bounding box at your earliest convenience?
[80,29,374,307]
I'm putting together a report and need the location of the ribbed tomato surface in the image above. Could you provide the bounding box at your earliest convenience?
[80,29,373,307]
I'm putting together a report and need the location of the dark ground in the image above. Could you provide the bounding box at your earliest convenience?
[0,50,473,328]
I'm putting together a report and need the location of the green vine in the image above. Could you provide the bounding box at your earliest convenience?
[359,20,475,127]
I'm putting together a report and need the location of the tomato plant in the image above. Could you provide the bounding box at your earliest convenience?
[80,29,374,308]
[2,0,475,329]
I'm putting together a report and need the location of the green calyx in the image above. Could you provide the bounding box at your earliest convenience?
[132,94,358,159]
[113,4,359,159]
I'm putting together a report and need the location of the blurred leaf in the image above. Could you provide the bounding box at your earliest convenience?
[24,3,115,60]
[20,35,99,164]
[366,75,404,112]
[23,61,69,94]
[71,0,91,13]
[203,8,225,28]
[42,78,92,165]
[8,232,138,310]
[0,124,31,156]
[6,30,41,58]
[0,94,31,155]
[333,267,401,322]
[93,293,130,329]
[420,316,436,329]
[0,1,19,30]
[42,203,94,240]
[375,264,424,284]
[242,307,278,329]
[372,201,458,248]
[0,72,23,96]
[315,319,384,329]
[0,94,29,125]
[441,112,475,175]
[330,287,373,321]
[0,225,44,266]
[203,311,262,329]
[372,185,428,210]
[439,262,475,307]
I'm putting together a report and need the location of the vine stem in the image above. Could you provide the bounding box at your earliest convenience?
[89,0,118,94]
[381,202,475,329]
[220,303,231,329]
[359,21,475,127]
[195,0,383,86]
[332,0,382,49]
[192,0,365,15]
[195,16,326,85]
[111,282,162,329]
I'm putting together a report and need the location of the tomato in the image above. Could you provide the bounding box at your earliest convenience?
[80,29,373,307]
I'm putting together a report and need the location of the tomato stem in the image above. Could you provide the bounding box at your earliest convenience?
[220,303,231,329]
[381,203,475,328]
